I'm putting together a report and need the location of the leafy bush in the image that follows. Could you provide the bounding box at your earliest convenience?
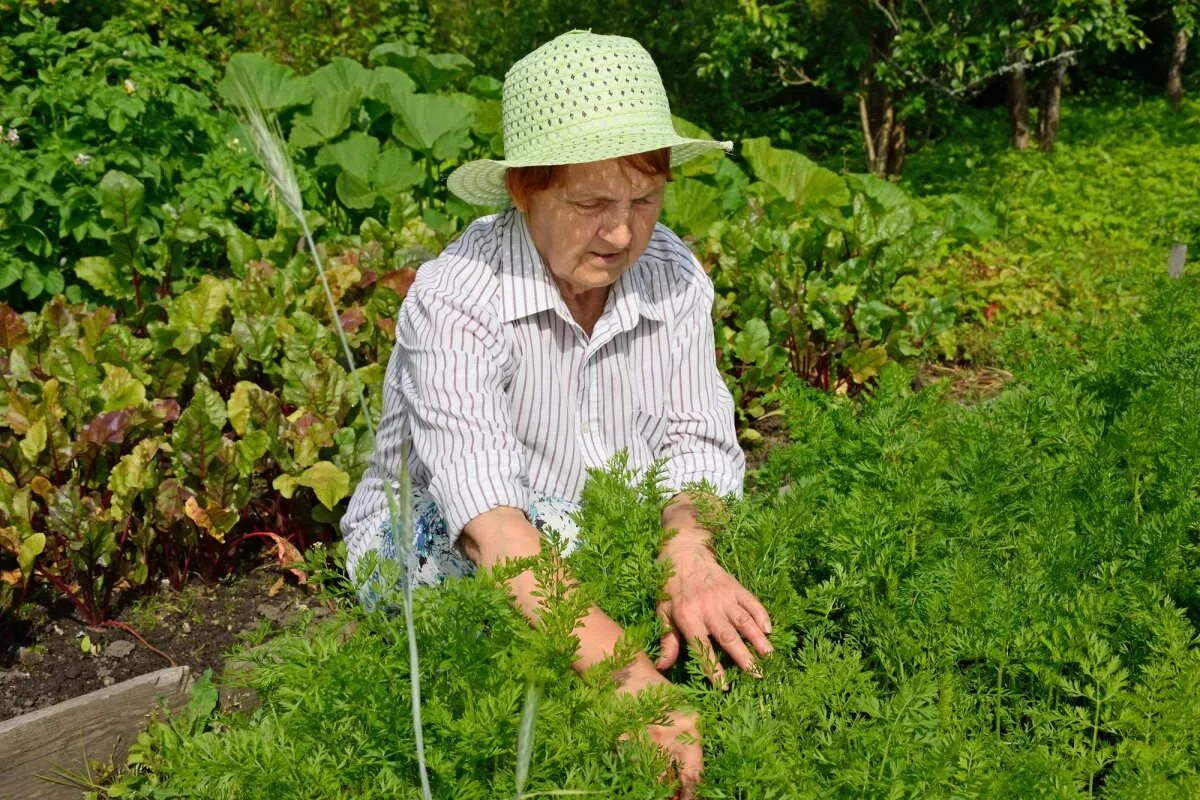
[0,228,413,630]
[661,132,994,435]
[217,45,503,240]
[221,0,433,74]
[0,10,266,309]
[102,275,1200,798]
[0,12,499,313]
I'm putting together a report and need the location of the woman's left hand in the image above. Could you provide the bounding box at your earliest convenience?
[655,534,773,688]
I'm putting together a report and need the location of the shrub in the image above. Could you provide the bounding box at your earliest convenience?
[0,226,412,627]
[0,10,264,309]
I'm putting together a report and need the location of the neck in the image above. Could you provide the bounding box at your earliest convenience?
[553,277,609,337]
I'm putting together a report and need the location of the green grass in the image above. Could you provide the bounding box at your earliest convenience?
[899,85,1200,365]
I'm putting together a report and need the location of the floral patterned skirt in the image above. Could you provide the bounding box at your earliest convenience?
[356,490,581,608]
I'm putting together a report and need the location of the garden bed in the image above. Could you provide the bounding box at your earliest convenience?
[0,566,316,722]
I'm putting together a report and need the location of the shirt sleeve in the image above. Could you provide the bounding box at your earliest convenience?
[659,272,745,498]
[396,280,531,537]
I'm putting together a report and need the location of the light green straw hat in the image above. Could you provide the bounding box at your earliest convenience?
[447,30,733,206]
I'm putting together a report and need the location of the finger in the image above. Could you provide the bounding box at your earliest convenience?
[657,630,680,670]
[676,741,703,798]
[730,604,773,659]
[656,605,680,670]
[709,619,758,677]
[738,589,773,635]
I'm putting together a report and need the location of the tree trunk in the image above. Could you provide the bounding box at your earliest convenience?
[885,119,906,176]
[1168,28,1189,113]
[1008,64,1031,150]
[872,91,895,176]
[857,18,907,178]
[860,81,906,178]
[1037,59,1068,152]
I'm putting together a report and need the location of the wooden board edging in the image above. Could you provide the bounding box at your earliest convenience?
[0,665,193,800]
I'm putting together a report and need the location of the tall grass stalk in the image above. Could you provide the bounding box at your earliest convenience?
[514,681,541,799]
[226,80,433,800]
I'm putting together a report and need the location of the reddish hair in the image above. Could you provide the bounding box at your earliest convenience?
[504,147,672,208]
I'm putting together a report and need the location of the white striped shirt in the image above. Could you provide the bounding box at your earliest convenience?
[340,206,744,574]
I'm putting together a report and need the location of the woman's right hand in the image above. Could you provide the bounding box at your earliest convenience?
[616,656,703,798]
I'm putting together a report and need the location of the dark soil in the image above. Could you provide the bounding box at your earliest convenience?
[743,411,790,472]
[0,567,322,722]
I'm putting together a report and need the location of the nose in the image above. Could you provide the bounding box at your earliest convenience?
[599,205,634,250]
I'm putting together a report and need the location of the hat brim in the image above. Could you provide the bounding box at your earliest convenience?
[447,133,733,206]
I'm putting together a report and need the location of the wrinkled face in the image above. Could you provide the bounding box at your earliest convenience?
[515,158,666,298]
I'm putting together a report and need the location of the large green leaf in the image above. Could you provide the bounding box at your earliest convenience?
[171,381,228,480]
[940,194,998,241]
[219,52,312,111]
[853,300,903,341]
[844,172,911,213]
[733,318,772,364]
[98,171,145,228]
[388,93,473,156]
[672,115,728,178]
[17,531,45,579]
[365,66,418,106]
[374,146,423,196]
[168,275,229,353]
[290,92,359,148]
[316,132,379,183]
[843,345,890,384]
[663,178,724,238]
[316,133,422,209]
[281,353,352,421]
[108,438,161,520]
[227,381,284,437]
[741,138,849,209]
[99,364,146,412]
[235,429,271,477]
[288,58,371,147]
[75,256,134,300]
[309,57,370,98]
[19,418,46,463]
[273,460,351,510]
[368,42,473,92]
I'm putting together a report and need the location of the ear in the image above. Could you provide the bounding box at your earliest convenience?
[505,170,528,214]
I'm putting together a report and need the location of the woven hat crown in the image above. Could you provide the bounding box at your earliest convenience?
[500,31,675,164]
[447,30,732,205]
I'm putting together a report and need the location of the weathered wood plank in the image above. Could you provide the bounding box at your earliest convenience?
[0,666,193,800]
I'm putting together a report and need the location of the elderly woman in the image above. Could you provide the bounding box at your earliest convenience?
[341,30,772,796]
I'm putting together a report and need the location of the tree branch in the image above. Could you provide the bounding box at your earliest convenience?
[879,48,1079,102]
[775,60,817,87]
[870,0,902,32]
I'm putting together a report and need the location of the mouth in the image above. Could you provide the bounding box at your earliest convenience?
[589,250,625,265]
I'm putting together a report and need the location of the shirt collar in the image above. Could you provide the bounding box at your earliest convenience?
[498,207,666,326]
